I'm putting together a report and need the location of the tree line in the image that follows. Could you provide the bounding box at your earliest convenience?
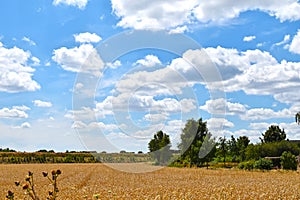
[148,117,300,170]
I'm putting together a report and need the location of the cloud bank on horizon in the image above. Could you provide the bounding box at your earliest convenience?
[0,0,300,152]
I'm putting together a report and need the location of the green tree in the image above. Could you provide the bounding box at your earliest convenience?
[217,136,228,167]
[236,136,250,161]
[148,130,172,165]
[280,151,297,170]
[178,118,213,167]
[228,135,238,161]
[260,125,286,143]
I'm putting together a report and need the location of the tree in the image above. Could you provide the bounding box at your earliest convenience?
[148,130,172,165]
[296,112,300,125]
[236,136,250,161]
[177,118,213,167]
[217,136,228,167]
[260,125,286,143]
[280,151,297,170]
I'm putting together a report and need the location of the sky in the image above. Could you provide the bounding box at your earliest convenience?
[0,0,300,153]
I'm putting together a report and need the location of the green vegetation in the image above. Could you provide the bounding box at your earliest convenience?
[0,151,151,164]
[148,130,172,165]
[170,118,299,170]
[1,115,300,171]
[172,118,216,167]
[280,151,298,170]
[260,125,286,143]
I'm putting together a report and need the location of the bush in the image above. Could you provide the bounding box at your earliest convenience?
[280,151,297,170]
[238,160,255,170]
[254,158,273,170]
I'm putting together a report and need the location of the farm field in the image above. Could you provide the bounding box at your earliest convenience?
[1,163,299,199]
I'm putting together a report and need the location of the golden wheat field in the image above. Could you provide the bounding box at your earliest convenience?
[0,163,299,200]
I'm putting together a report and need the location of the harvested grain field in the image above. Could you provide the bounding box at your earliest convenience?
[1,163,299,199]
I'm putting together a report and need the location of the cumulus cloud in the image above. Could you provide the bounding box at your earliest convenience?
[106,60,121,69]
[52,0,88,9]
[33,100,53,108]
[111,0,300,31]
[64,107,95,121]
[111,0,195,30]
[200,98,247,115]
[144,113,169,122]
[0,44,41,93]
[0,106,30,118]
[207,118,234,130]
[52,44,104,76]
[243,35,256,42]
[134,55,161,68]
[74,32,102,43]
[289,29,300,54]
[31,57,40,66]
[21,122,31,128]
[71,121,119,131]
[248,122,300,140]
[241,108,292,121]
[205,46,300,105]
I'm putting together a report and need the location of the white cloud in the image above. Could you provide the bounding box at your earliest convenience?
[95,97,114,118]
[245,122,299,140]
[75,82,84,90]
[249,122,271,130]
[111,1,300,30]
[52,0,88,9]
[144,113,169,122]
[193,1,300,23]
[21,122,31,129]
[207,118,234,130]
[200,98,247,115]
[12,122,31,129]
[64,107,95,121]
[22,37,36,46]
[33,100,53,108]
[0,106,30,118]
[134,55,161,68]
[0,44,41,93]
[289,29,300,54]
[205,46,300,105]
[274,34,290,47]
[111,0,196,30]
[106,60,121,69]
[52,44,104,76]
[241,108,292,121]
[243,36,256,42]
[74,32,102,43]
[31,57,40,66]
[168,26,188,34]
[45,62,51,67]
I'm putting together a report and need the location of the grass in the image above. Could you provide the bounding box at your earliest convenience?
[1,163,300,199]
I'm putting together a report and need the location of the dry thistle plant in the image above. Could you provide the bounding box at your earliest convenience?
[6,169,62,200]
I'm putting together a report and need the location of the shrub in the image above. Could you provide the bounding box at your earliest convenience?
[280,151,297,170]
[254,158,273,170]
[238,160,255,170]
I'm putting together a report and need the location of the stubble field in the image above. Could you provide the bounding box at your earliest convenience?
[0,163,299,199]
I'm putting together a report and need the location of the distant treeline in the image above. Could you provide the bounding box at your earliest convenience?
[0,151,152,164]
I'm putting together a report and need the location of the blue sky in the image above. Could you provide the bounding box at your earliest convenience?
[1,0,300,152]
